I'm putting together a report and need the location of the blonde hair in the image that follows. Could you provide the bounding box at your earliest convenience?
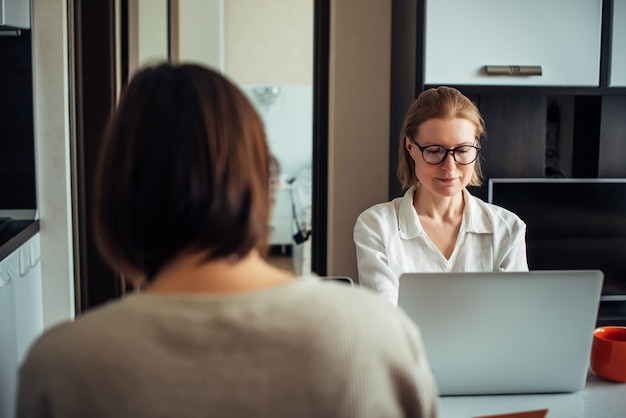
[397,86,485,189]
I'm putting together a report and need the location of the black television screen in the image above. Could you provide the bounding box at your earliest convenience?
[488,178,626,300]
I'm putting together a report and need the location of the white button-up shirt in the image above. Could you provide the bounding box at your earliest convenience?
[354,186,529,305]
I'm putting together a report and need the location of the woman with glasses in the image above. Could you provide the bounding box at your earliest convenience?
[18,64,439,418]
[354,86,528,305]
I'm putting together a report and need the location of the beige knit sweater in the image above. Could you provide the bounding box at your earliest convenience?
[17,279,438,418]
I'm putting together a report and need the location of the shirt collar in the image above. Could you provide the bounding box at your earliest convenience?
[462,188,494,234]
[398,186,423,238]
[398,186,493,238]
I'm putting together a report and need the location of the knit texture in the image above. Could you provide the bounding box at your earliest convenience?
[17,279,438,418]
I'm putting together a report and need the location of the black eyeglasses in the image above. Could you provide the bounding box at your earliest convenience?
[410,137,481,165]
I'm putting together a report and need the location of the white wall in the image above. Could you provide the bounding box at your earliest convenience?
[31,0,76,328]
[241,85,313,181]
[176,0,224,70]
[174,0,313,84]
[173,0,314,181]
[225,0,313,84]
[137,0,168,67]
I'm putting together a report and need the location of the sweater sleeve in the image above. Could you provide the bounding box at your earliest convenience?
[382,310,440,418]
[403,315,440,418]
[322,287,439,418]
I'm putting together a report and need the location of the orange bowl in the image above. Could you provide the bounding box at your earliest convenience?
[590,326,626,382]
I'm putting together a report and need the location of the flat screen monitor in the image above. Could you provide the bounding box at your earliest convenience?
[488,178,626,301]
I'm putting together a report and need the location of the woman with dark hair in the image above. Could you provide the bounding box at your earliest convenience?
[17,64,438,418]
[354,86,528,306]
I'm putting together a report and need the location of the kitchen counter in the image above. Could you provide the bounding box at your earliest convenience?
[0,219,40,262]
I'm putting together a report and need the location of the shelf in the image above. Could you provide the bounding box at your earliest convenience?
[423,85,626,96]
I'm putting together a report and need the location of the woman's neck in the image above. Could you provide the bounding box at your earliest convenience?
[145,249,295,294]
[413,187,465,223]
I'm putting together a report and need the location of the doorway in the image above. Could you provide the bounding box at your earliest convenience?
[73,0,327,311]
[152,0,317,275]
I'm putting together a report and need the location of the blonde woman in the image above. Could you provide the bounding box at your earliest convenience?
[354,86,528,305]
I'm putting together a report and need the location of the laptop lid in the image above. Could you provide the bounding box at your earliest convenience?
[398,270,603,396]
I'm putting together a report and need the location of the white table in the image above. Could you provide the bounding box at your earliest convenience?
[439,372,626,418]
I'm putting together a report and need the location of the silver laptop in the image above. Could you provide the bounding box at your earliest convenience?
[398,270,603,396]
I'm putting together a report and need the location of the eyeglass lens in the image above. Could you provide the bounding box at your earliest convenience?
[422,145,478,165]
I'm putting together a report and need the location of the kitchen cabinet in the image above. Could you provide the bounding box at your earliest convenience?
[0,257,18,418]
[269,185,293,247]
[0,0,30,30]
[424,0,603,87]
[13,232,43,364]
[0,232,43,418]
[610,0,626,86]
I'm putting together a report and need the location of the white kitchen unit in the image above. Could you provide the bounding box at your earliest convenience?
[610,0,626,86]
[14,233,43,364]
[0,255,18,418]
[0,233,43,418]
[424,0,603,86]
[269,185,293,247]
[0,0,31,30]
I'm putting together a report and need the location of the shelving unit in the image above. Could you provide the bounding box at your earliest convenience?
[389,0,626,324]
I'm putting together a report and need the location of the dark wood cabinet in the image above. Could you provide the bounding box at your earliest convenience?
[476,95,546,199]
[599,96,626,176]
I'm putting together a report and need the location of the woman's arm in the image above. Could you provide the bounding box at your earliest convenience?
[499,221,529,271]
[354,211,401,305]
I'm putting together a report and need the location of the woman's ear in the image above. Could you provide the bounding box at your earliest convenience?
[405,136,415,155]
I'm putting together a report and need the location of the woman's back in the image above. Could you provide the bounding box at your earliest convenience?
[18,279,437,418]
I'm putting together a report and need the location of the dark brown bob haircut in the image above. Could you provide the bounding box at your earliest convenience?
[397,86,486,190]
[93,63,276,281]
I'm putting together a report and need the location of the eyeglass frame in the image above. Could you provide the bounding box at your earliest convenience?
[409,137,481,165]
